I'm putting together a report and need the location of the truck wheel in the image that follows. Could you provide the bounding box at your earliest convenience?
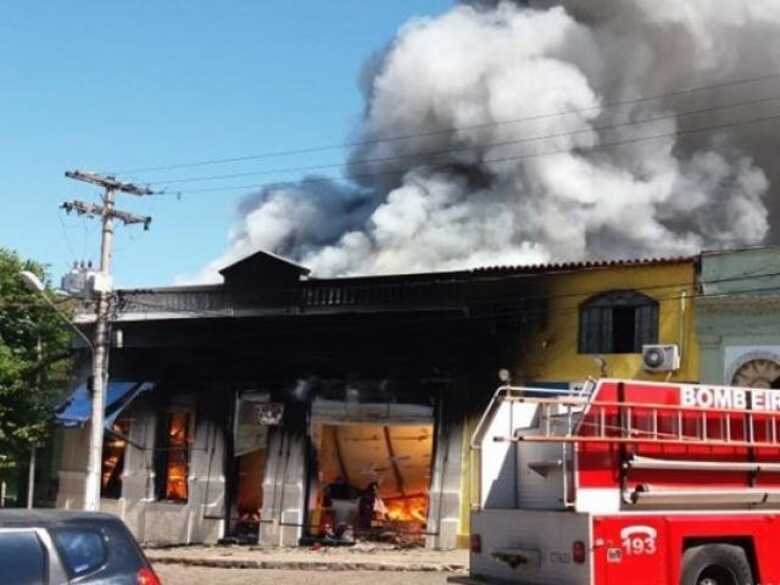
[681,544,753,585]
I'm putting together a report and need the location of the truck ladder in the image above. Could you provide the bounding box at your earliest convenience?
[492,394,780,450]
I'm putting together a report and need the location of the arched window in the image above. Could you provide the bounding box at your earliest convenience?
[578,290,659,354]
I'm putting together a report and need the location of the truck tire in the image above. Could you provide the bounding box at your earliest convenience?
[681,544,753,585]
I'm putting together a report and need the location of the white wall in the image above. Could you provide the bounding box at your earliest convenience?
[258,428,307,547]
[478,400,539,509]
[56,396,226,545]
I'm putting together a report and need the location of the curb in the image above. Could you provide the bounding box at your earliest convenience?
[148,556,466,573]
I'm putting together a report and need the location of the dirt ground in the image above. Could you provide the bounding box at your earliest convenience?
[155,565,457,585]
[146,543,468,571]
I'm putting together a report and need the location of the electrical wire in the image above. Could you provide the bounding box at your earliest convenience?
[146,93,780,188]
[109,71,780,176]
[154,108,780,196]
[57,210,79,262]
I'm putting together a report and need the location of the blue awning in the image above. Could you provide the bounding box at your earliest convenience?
[55,381,154,429]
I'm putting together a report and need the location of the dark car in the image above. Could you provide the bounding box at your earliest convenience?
[0,510,161,585]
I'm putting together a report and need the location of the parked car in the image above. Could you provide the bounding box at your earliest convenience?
[0,510,161,584]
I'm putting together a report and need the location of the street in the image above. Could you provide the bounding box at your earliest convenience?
[155,565,456,585]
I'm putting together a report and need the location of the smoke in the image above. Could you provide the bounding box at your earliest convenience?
[192,0,780,282]
[190,177,374,280]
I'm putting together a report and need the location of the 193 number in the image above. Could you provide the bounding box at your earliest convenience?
[620,526,658,556]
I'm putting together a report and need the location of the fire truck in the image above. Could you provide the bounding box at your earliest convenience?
[462,378,780,585]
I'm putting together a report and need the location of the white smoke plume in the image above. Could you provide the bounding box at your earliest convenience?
[193,0,780,282]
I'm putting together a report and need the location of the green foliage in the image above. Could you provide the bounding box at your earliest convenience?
[0,248,73,457]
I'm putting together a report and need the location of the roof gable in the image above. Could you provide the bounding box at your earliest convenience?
[219,250,310,287]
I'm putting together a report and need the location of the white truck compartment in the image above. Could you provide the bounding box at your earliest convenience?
[470,509,591,585]
[467,385,592,585]
[473,386,581,510]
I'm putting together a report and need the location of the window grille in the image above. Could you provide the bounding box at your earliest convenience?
[578,290,658,354]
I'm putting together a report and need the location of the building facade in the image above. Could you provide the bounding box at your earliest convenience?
[697,246,780,388]
[459,257,700,539]
[54,251,699,549]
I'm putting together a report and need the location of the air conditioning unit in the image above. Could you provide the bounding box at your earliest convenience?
[642,344,681,372]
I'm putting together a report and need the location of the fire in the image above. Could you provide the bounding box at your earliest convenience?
[164,413,190,501]
[384,495,428,524]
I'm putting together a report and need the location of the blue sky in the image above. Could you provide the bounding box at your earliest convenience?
[0,1,452,288]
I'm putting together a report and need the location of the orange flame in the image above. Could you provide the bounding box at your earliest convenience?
[384,495,428,524]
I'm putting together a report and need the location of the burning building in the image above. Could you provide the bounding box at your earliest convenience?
[55,250,700,549]
[53,0,780,551]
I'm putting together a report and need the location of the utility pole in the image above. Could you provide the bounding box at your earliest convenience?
[27,334,42,510]
[62,170,153,512]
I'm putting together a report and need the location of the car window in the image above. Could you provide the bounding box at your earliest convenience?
[0,531,47,585]
[52,528,107,577]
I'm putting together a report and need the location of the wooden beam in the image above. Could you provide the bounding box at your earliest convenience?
[383,426,406,497]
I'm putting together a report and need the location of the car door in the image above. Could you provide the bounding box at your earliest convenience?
[49,521,151,585]
[0,527,69,585]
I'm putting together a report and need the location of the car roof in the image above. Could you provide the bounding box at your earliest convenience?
[0,510,122,528]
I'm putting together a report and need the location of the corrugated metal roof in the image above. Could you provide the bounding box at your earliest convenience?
[112,255,698,294]
[74,254,698,323]
[470,255,697,275]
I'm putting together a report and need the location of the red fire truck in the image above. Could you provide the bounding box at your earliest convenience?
[463,378,780,585]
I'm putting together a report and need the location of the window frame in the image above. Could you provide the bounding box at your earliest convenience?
[49,526,109,580]
[578,289,659,355]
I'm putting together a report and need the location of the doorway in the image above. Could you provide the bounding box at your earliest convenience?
[310,421,434,545]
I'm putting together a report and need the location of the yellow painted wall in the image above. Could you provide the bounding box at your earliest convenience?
[456,261,700,545]
[520,261,699,383]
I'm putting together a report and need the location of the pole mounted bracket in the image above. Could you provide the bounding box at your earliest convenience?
[61,200,152,230]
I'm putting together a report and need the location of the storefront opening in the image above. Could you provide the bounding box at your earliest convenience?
[310,422,434,546]
[234,448,267,538]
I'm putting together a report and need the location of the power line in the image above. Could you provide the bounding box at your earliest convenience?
[147,93,780,189]
[57,209,79,261]
[109,71,780,176]
[157,108,780,196]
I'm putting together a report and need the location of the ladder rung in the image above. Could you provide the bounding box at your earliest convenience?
[511,436,780,448]
[498,394,780,448]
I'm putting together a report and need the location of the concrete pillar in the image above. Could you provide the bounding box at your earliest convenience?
[259,428,307,546]
[56,427,90,510]
[185,415,227,543]
[426,396,465,550]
